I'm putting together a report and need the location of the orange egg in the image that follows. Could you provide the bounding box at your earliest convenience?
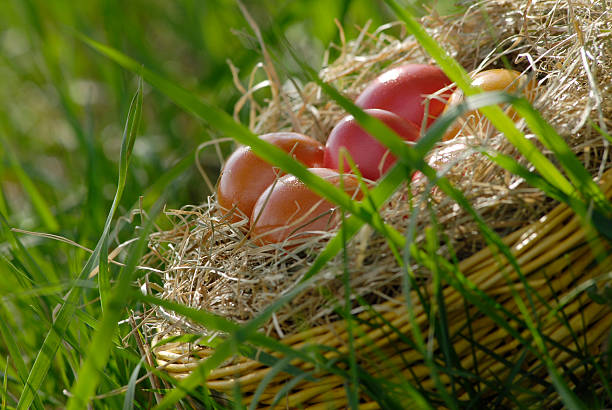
[250,168,362,245]
[216,132,325,224]
[443,69,537,141]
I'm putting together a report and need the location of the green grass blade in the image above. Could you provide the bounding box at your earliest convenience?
[16,83,142,410]
[0,179,8,220]
[0,254,34,290]
[426,225,465,407]
[511,96,612,214]
[107,147,197,243]
[151,338,233,408]
[431,248,590,407]
[549,366,587,410]
[0,250,99,330]
[352,365,406,409]
[268,369,316,408]
[340,215,359,410]
[285,43,589,345]
[66,213,154,409]
[0,214,59,286]
[295,93,479,286]
[98,235,111,313]
[138,294,342,409]
[467,96,611,241]
[0,302,44,410]
[100,77,143,311]
[138,294,313,366]
[65,83,145,409]
[590,120,612,145]
[0,280,97,300]
[343,299,433,408]
[122,359,144,410]
[351,296,434,406]
[300,163,409,283]
[480,150,567,203]
[139,295,239,334]
[1,357,7,410]
[247,356,292,410]
[384,0,577,200]
[238,345,315,381]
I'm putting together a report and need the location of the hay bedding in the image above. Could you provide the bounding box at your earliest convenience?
[142,0,611,387]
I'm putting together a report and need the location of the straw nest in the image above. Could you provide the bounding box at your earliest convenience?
[141,0,611,342]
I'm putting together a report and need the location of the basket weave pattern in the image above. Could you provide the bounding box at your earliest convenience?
[147,0,612,407]
[153,172,612,408]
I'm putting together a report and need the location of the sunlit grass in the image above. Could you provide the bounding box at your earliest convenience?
[0,0,610,408]
[0,0,399,407]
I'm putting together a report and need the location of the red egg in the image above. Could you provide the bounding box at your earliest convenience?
[324,109,420,181]
[250,168,362,245]
[355,64,452,128]
[216,132,325,224]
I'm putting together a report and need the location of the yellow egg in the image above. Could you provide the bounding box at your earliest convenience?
[443,69,537,141]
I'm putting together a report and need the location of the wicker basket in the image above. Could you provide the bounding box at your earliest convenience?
[152,169,612,408]
[146,0,612,407]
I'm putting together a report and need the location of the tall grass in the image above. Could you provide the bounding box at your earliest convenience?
[0,1,397,407]
[0,0,610,408]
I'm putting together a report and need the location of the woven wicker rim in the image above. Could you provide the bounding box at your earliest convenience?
[152,170,612,407]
